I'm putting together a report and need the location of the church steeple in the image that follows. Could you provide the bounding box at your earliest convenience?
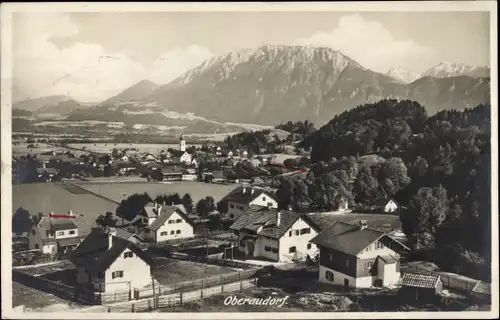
[180,134,186,152]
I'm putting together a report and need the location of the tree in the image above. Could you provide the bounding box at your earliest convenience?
[182,193,194,213]
[196,196,216,218]
[401,185,450,250]
[116,193,152,221]
[96,211,117,229]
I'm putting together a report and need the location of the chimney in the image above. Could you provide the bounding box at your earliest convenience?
[108,228,116,249]
[49,212,54,218]
[68,210,74,217]
[276,211,281,226]
[242,187,247,194]
[251,188,254,195]
[359,220,368,230]
[43,162,46,169]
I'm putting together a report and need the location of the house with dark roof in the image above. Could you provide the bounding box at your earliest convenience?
[161,166,183,181]
[310,220,410,289]
[222,186,279,219]
[28,211,84,255]
[69,227,156,293]
[230,205,320,263]
[400,272,443,301]
[134,203,194,243]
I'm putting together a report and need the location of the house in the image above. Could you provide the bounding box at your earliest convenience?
[310,220,410,289]
[190,157,199,168]
[134,203,195,243]
[230,205,319,263]
[209,170,229,184]
[216,146,222,156]
[70,227,156,293]
[162,166,183,181]
[119,155,129,162]
[306,212,403,235]
[141,153,158,162]
[222,186,279,219]
[36,167,59,182]
[170,150,192,164]
[369,198,399,213]
[28,211,84,256]
[400,272,443,302]
[182,168,197,181]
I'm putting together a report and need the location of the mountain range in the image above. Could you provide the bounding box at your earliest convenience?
[12,45,491,128]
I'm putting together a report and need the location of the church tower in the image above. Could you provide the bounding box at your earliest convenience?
[180,134,186,152]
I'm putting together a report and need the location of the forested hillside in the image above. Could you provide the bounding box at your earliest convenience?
[283,99,491,280]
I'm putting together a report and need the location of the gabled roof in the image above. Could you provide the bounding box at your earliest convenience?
[310,221,387,255]
[222,186,278,205]
[69,228,155,273]
[230,205,316,240]
[371,198,398,207]
[472,281,491,295]
[35,216,78,239]
[401,272,441,289]
[51,219,78,231]
[146,205,194,231]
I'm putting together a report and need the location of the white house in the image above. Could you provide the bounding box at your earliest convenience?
[369,198,399,213]
[28,211,83,255]
[182,168,197,181]
[134,203,195,243]
[230,205,320,263]
[222,186,279,219]
[70,228,156,293]
[170,150,192,164]
[310,220,410,289]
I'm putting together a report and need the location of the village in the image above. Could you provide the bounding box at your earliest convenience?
[11,134,491,313]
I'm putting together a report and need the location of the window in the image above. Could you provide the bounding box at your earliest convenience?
[35,244,39,249]
[271,248,279,253]
[267,202,273,207]
[366,261,374,269]
[170,230,175,235]
[31,230,36,235]
[325,271,334,282]
[143,218,148,223]
[230,214,235,219]
[112,271,124,279]
[375,241,384,250]
[176,230,181,234]
[168,220,174,224]
[57,231,65,236]
[289,231,292,237]
[124,251,134,259]
[176,219,182,223]
[262,197,266,201]
[230,204,235,209]
[307,243,312,250]
[69,230,76,235]
[264,246,271,252]
[295,230,299,236]
[300,228,311,235]
[160,231,168,236]
[289,246,296,253]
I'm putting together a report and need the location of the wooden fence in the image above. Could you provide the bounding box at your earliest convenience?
[91,279,257,313]
[99,267,261,304]
[12,269,98,304]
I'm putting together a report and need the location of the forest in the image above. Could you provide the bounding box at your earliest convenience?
[280,99,491,281]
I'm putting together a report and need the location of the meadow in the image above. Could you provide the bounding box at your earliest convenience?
[66,143,185,153]
[12,183,119,236]
[75,181,237,204]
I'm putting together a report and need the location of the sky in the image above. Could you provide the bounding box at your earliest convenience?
[11,10,491,103]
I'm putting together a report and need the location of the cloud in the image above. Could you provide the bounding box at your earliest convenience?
[295,14,434,74]
[13,13,214,102]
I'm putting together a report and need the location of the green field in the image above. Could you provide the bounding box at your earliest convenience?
[75,181,237,204]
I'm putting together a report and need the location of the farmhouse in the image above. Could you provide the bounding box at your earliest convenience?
[182,168,197,181]
[400,272,443,302]
[70,228,156,293]
[135,203,195,243]
[162,166,183,181]
[310,220,410,289]
[28,211,84,255]
[222,186,279,219]
[230,205,319,263]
